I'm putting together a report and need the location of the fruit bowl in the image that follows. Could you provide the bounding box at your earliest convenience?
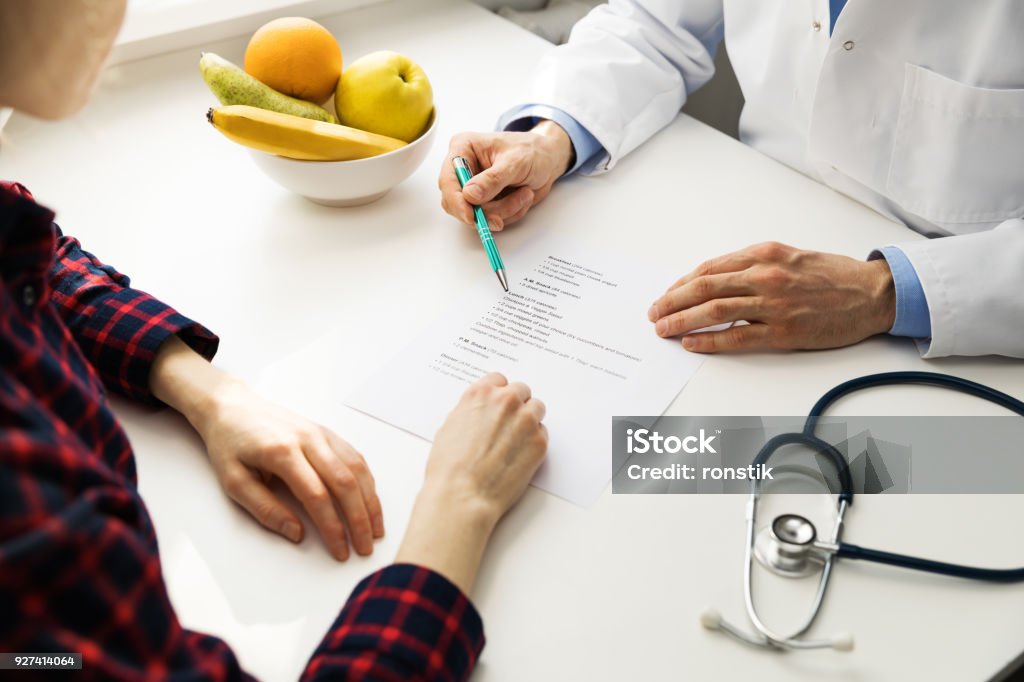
[248,109,437,207]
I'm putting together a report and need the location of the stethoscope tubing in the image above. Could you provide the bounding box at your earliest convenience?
[837,542,1024,582]
[805,371,1024,439]
[752,431,854,503]
[802,371,1024,582]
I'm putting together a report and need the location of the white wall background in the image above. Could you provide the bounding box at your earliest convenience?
[115,0,743,138]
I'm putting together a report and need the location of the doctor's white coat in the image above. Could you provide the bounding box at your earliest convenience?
[522,0,1024,358]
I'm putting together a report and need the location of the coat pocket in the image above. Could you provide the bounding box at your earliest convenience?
[886,63,1024,226]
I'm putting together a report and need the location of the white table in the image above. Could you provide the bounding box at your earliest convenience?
[4,1,1024,680]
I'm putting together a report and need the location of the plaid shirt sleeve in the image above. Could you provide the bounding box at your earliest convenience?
[1,430,484,682]
[0,433,251,680]
[47,229,219,403]
[303,564,486,682]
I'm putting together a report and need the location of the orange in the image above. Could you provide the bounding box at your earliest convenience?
[244,17,342,105]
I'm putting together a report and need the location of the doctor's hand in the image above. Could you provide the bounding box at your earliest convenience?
[395,373,548,593]
[648,242,896,353]
[439,121,574,231]
[150,337,384,562]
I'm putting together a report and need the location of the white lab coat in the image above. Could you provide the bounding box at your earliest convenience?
[521,0,1024,358]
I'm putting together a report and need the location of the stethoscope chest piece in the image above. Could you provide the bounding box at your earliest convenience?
[754,514,828,578]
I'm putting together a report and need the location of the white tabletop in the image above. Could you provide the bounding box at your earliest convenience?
[3,1,1024,680]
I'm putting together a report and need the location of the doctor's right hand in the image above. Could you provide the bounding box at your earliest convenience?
[439,121,575,230]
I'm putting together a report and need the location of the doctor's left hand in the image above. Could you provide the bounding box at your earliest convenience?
[647,242,896,352]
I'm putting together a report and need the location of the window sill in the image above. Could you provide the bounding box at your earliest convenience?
[113,0,388,64]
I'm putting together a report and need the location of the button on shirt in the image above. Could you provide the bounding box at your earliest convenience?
[499,0,931,339]
[0,181,484,681]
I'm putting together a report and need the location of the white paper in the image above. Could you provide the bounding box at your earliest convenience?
[347,236,705,506]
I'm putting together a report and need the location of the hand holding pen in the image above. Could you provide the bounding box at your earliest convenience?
[438,124,575,232]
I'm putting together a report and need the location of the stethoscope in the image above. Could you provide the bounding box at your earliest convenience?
[700,371,1024,652]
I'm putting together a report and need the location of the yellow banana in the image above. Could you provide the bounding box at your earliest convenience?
[207,105,406,161]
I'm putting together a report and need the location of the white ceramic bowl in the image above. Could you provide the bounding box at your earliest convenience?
[248,109,437,207]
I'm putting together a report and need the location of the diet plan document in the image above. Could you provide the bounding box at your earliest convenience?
[347,236,705,506]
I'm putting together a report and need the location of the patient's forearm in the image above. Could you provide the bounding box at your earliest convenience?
[395,484,497,595]
[149,335,241,430]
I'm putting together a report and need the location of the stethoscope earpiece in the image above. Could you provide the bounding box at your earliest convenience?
[830,633,855,652]
[699,608,722,631]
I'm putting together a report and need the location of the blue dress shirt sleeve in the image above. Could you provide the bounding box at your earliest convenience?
[870,246,932,339]
[497,104,605,176]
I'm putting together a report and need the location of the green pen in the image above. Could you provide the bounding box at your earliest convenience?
[453,156,509,292]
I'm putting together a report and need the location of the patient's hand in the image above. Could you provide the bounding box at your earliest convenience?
[195,383,384,561]
[151,336,383,561]
[424,372,548,525]
[396,372,548,593]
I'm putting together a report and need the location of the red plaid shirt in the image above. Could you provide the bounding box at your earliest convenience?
[0,182,484,680]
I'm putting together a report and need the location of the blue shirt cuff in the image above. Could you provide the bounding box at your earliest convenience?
[497,104,604,176]
[871,246,932,339]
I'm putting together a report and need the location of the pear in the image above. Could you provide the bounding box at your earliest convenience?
[199,52,337,124]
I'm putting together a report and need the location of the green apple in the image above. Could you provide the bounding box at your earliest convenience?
[335,51,434,143]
